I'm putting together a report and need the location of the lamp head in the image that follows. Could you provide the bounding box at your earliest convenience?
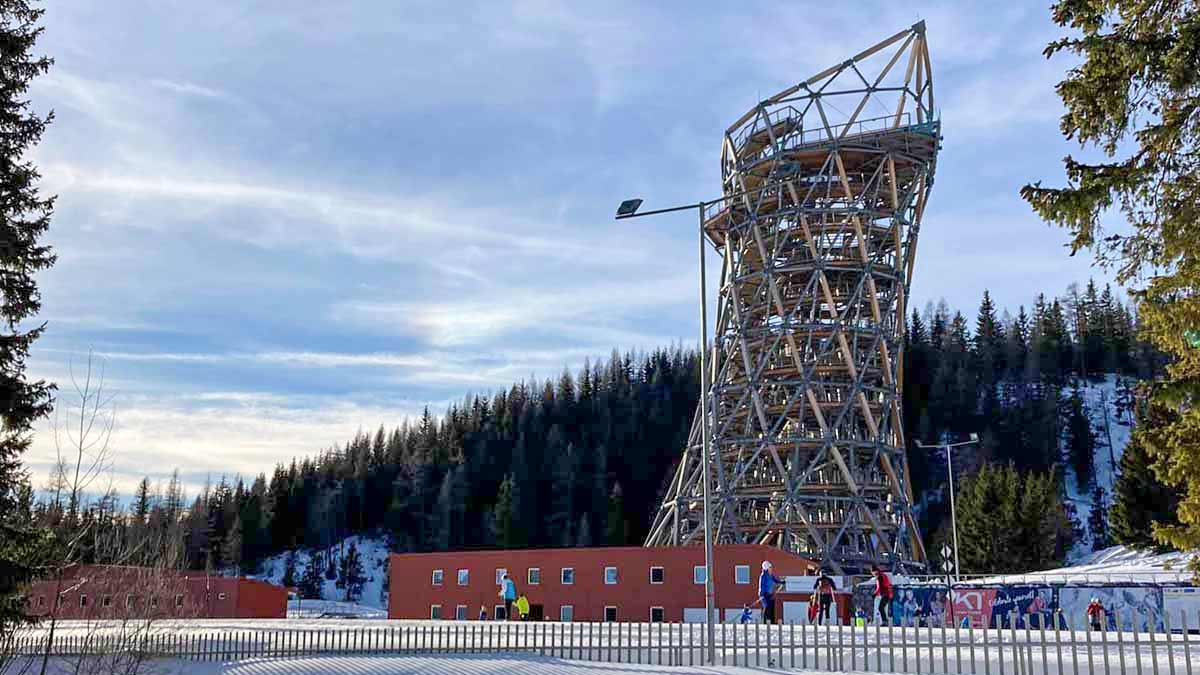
[616,199,643,217]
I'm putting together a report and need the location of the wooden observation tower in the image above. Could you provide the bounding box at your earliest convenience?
[645,23,939,574]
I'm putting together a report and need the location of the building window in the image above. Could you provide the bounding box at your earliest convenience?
[79,594,88,608]
[457,569,470,586]
[455,605,468,621]
[560,605,574,622]
[126,594,135,609]
[175,594,184,608]
[494,604,506,620]
[495,568,508,586]
[604,566,618,585]
[150,596,158,609]
[432,569,444,585]
[430,605,442,620]
[650,607,665,623]
[561,568,575,585]
[604,606,618,622]
[527,568,540,585]
[217,593,227,601]
[650,566,665,584]
[694,566,707,585]
[735,565,751,584]
[102,596,112,608]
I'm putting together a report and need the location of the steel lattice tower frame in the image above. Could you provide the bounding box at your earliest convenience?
[645,22,939,574]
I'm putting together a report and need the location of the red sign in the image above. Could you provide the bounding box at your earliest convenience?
[951,588,996,628]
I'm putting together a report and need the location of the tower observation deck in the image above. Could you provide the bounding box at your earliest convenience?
[645,22,939,574]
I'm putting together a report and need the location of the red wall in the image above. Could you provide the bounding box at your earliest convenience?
[235,578,288,619]
[390,544,827,623]
[24,565,286,620]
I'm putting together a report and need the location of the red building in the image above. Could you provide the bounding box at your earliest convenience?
[24,564,287,620]
[390,544,851,623]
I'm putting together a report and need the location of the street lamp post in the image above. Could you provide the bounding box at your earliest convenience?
[915,433,979,581]
[616,197,716,664]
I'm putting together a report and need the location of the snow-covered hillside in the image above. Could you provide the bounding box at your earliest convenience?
[1063,375,1136,563]
[254,534,392,617]
[972,544,1197,585]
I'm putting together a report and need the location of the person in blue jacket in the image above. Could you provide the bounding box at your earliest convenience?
[499,573,517,620]
[759,561,784,624]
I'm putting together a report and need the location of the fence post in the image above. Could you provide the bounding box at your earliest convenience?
[1086,611,1096,675]
[1133,610,1144,675]
[1182,610,1193,675]
[1149,614,1160,675]
[1163,611,1175,675]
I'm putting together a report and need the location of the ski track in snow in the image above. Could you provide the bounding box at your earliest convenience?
[1062,375,1135,563]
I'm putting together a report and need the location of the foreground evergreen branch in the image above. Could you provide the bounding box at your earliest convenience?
[1022,0,1200,571]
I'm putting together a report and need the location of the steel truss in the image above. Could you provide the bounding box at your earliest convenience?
[645,22,940,574]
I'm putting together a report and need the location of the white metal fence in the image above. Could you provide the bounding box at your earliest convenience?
[8,611,1199,674]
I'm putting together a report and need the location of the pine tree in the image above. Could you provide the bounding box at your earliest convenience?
[605,483,628,546]
[1111,405,1182,550]
[221,515,243,575]
[491,473,518,548]
[0,0,56,637]
[299,552,324,600]
[338,542,365,601]
[281,550,298,588]
[1065,388,1097,490]
[1023,0,1200,566]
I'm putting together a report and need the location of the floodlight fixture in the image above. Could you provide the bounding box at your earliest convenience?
[616,199,643,218]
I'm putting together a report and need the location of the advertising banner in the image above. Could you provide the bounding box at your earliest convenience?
[1163,587,1200,630]
[988,586,1055,628]
[1057,587,1164,631]
[890,586,953,627]
[950,587,997,629]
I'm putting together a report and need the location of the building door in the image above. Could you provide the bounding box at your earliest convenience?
[529,604,544,621]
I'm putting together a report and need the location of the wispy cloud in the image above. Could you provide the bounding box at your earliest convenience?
[148,78,231,101]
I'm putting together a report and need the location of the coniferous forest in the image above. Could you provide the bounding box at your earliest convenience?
[27,280,1182,577]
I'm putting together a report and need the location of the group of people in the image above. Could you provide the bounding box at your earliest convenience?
[478,573,530,621]
[738,561,894,626]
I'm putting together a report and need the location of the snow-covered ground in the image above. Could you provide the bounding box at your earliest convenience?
[253,534,392,614]
[1063,375,1136,563]
[967,545,1199,586]
[3,654,834,675]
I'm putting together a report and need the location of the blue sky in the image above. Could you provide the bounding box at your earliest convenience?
[26,1,1113,496]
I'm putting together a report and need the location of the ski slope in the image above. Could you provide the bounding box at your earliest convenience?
[1062,375,1135,562]
[254,534,392,616]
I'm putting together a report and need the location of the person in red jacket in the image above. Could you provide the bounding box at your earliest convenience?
[1086,597,1105,631]
[871,565,894,625]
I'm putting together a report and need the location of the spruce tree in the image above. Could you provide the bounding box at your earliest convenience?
[0,0,55,637]
[299,552,324,600]
[1065,388,1097,490]
[1023,0,1200,565]
[1111,405,1182,550]
[492,474,516,548]
[338,542,365,602]
[605,482,629,546]
[281,550,298,588]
